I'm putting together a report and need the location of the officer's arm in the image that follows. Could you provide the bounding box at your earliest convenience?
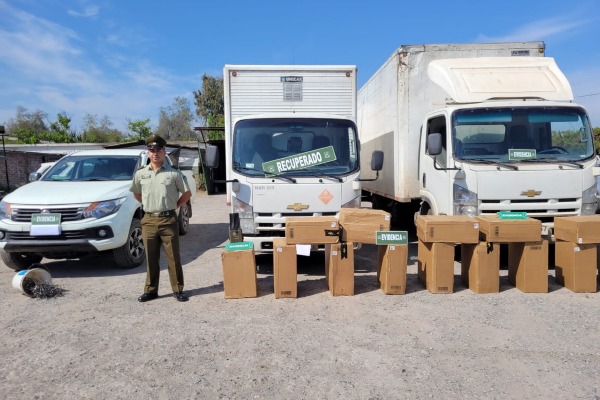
[176,191,192,209]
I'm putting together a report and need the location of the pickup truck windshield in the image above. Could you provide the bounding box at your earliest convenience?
[42,155,140,181]
[232,118,359,177]
[452,107,595,163]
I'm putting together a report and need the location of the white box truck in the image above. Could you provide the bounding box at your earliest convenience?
[358,42,599,236]
[217,65,381,251]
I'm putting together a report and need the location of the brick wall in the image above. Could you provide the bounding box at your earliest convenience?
[0,151,65,191]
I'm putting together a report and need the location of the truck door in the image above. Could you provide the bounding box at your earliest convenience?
[420,115,452,215]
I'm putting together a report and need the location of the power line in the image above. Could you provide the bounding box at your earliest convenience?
[576,92,600,98]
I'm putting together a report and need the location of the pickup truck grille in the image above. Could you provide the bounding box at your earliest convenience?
[11,207,86,222]
[7,231,88,240]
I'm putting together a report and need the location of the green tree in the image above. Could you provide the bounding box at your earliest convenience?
[155,97,195,141]
[127,118,152,141]
[45,113,77,143]
[594,127,600,154]
[6,106,48,144]
[81,114,124,143]
[193,74,224,140]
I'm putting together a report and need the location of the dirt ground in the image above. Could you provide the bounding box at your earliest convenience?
[1,191,599,399]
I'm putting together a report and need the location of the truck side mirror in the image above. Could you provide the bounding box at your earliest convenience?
[427,133,442,156]
[205,144,219,168]
[371,150,384,171]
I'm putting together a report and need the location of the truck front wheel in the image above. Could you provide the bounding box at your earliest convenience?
[1,251,43,271]
[112,218,145,269]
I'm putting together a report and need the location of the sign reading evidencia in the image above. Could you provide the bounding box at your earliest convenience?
[376,231,409,245]
[262,146,337,174]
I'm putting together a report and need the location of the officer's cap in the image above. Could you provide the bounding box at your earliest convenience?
[146,134,167,150]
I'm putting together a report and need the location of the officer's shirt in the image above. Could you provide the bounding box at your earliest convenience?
[130,162,191,213]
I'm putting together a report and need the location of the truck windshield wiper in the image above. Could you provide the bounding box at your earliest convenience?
[466,158,519,170]
[521,157,584,169]
[234,164,297,183]
[293,167,343,182]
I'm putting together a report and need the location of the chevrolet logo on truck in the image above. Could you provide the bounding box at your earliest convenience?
[287,203,309,211]
[521,189,542,197]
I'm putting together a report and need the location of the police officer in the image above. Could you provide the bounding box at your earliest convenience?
[130,134,192,302]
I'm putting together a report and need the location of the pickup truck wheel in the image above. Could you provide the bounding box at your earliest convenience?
[178,203,190,236]
[1,251,43,271]
[113,219,145,269]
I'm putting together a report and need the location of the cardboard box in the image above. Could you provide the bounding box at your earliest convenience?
[338,208,391,244]
[554,216,600,244]
[221,249,257,299]
[324,242,354,296]
[460,242,500,294]
[477,215,541,243]
[507,240,548,293]
[285,216,339,244]
[416,215,480,244]
[417,240,455,294]
[555,240,597,293]
[272,238,297,298]
[377,245,408,294]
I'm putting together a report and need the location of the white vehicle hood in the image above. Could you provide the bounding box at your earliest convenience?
[3,181,134,206]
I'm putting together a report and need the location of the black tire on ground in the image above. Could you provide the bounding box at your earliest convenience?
[178,202,190,236]
[1,251,43,271]
[112,218,145,269]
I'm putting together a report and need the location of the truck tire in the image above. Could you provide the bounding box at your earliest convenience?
[1,251,43,271]
[178,202,190,236]
[112,218,145,269]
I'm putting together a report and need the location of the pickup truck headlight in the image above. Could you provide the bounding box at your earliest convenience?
[581,184,597,215]
[0,201,12,220]
[232,196,256,234]
[453,184,478,217]
[83,197,126,219]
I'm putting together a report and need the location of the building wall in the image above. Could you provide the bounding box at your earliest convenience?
[0,151,64,190]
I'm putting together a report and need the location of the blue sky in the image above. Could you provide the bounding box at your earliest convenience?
[1,0,599,134]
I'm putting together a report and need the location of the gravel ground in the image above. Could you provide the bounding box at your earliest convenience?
[1,191,599,399]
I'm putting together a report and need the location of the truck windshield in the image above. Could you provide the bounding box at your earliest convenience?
[232,118,359,177]
[452,107,595,163]
[42,155,140,182]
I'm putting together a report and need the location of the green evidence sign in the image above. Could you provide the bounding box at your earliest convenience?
[376,231,409,245]
[497,211,528,220]
[225,241,254,252]
[31,213,61,225]
[262,146,337,175]
[508,149,536,160]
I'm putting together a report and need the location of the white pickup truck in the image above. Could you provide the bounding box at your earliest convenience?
[0,148,196,271]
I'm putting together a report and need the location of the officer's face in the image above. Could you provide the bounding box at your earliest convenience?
[148,147,165,163]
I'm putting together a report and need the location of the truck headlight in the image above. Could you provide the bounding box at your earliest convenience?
[453,184,478,217]
[0,201,12,220]
[581,184,597,215]
[83,197,126,219]
[232,196,256,234]
[342,196,361,209]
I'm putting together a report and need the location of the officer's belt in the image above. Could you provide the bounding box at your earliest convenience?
[146,210,176,217]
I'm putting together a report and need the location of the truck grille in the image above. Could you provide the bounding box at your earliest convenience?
[256,212,337,231]
[479,198,579,216]
[11,207,86,222]
[7,231,88,240]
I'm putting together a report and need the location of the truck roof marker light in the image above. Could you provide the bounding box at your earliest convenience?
[346,71,351,77]
[232,71,237,77]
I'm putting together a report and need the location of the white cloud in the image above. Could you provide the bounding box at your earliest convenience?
[0,2,191,132]
[67,4,99,18]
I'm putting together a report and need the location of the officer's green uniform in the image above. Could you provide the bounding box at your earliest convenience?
[130,138,191,296]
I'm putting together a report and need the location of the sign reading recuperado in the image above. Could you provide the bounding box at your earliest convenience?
[262,146,337,174]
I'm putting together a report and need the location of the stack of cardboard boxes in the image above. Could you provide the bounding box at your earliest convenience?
[416,216,480,293]
[554,216,600,293]
[476,215,545,293]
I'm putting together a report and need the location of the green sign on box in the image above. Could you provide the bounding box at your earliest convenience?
[225,241,254,252]
[376,231,408,245]
[497,211,528,220]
